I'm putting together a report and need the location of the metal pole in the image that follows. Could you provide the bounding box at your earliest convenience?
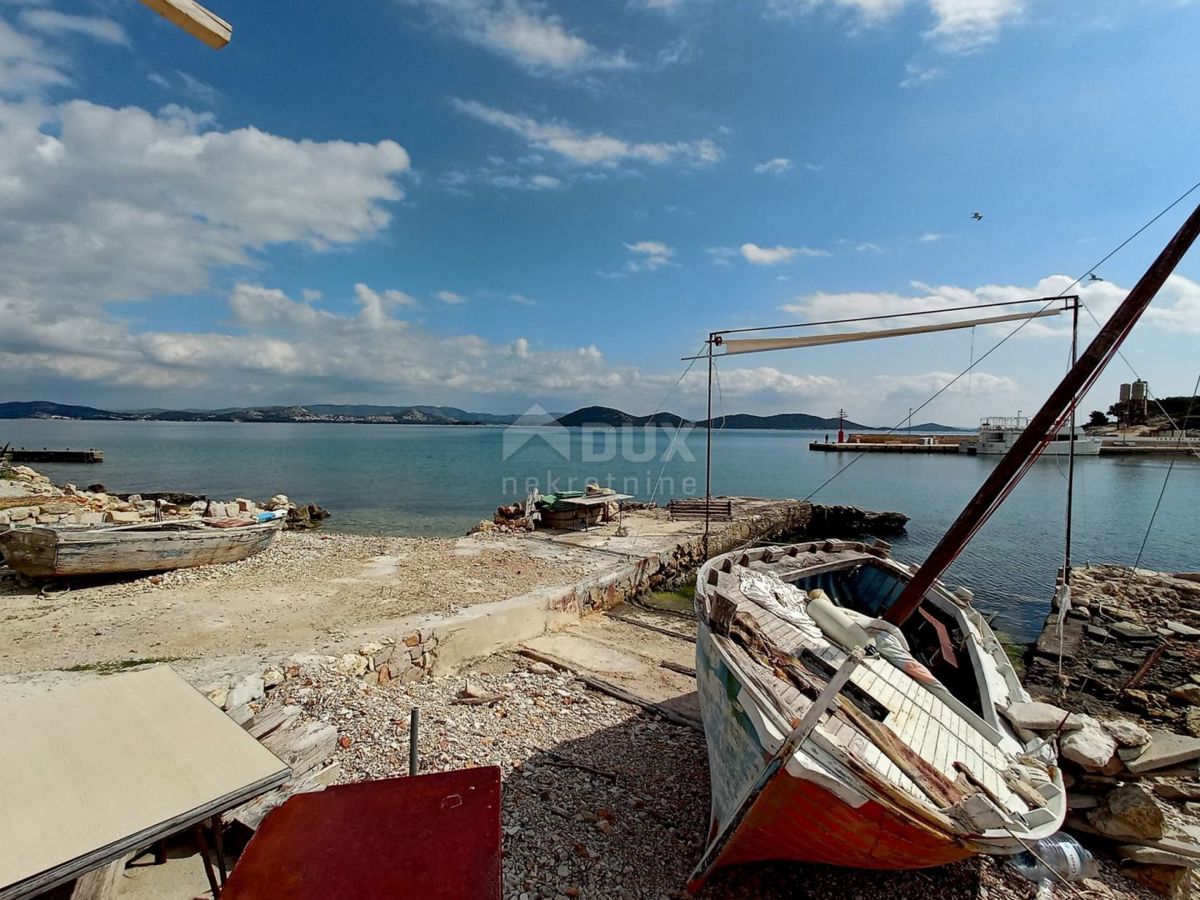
[409,707,419,776]
[1064,299,1079,586]
[704,335,714,559]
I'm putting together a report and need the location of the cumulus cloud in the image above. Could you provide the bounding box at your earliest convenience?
[740,242,829,265]
[437,290,468,304]
[400,0,630,74]
[0,98,410,312]
[754,157,793,175]
[452,98,722,168]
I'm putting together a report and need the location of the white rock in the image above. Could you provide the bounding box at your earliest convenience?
[225,673,265,710]
[1002,701,1081,733]
[333,654,368,677]
[1061,715,1119,770]
[358,642,384,658]
[190,500,208,512]
[1101,717,1152,748]
[262,668,284,689]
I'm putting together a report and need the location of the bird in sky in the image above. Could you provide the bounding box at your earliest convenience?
[1088,272,1103,281]
[971,212,983,221]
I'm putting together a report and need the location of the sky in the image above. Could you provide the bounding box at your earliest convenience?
[2,0,1199,425]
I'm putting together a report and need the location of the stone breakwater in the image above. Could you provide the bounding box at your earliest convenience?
[0,463,328,529]
[1021,565,1200,898]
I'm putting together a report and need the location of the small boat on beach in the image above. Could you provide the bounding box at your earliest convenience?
[0,518,283,578]
[687,200,1200,886]
[690,540,1064,884]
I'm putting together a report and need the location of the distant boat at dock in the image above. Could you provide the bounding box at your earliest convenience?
[972,417,1101,457]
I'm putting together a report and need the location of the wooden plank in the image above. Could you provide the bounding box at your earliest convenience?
[68,855,131,900]
[137,0,231,49]
[0,667,289,899]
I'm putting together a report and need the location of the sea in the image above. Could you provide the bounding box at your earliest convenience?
[4,419,1197,644]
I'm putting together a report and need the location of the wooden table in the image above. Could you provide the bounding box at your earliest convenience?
[221,767,502,899]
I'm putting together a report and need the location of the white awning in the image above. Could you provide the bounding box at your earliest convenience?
[719,308,1060,356]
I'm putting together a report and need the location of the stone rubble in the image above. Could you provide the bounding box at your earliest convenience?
[191,654,1159,900]
[0,462,328,529]
[1022,564,1200,898]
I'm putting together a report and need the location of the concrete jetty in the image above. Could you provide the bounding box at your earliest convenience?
[4,448,103,463]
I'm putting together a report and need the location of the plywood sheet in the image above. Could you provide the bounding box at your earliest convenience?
[0,666,290,898]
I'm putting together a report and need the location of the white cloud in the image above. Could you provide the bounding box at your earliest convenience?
[175,70,219,105]
[856,242,883,253]
[437,290,468,304]
[401,0,630,74]
[0,18,70,95]
[925,0,1025,52]
[18,9,128,46]
[623,240,676,272]
[0,91,413,395]
[489,171,562,190]
[766,0,1025,53]
[754,157,793,175]
[780,274,1200,339]
[900,61,946,87]
[631,0,691,11]
[918,232,944,242]
[452,98,722,168]
[740,242,829,265]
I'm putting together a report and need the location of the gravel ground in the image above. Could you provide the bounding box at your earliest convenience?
[0,532,599,674]
[269,657,1159,900]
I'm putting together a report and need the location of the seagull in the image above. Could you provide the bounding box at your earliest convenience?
[1088,272,1103,282]
[971,212,983,221]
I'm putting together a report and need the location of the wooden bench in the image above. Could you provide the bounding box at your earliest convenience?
[668,498,733,522]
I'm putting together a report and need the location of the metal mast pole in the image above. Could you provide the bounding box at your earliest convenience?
[1064,298,1079,586]
[704,334,714,559]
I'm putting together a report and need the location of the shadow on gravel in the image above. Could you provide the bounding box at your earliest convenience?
[511,705,983,900]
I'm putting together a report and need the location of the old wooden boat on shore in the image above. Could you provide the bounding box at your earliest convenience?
[0,518,283,578]
[689,201,1200,885]
[690,540,1065,885]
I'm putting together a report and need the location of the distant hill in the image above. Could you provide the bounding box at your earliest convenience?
[909,422,971,433]
[699,412,869,431]
[0,400,966,432]
[0,401,130,421]
[552,406,691,428]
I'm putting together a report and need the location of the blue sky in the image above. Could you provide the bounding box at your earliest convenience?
[2,0,1199,425]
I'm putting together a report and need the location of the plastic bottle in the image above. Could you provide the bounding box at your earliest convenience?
[1006,833,1098,887]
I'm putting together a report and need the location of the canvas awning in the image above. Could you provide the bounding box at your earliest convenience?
[719,308,1060,356]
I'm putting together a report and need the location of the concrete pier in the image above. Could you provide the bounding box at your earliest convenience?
[5,448,103,463]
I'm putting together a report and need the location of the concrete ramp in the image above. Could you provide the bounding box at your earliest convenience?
[521,616,701,725]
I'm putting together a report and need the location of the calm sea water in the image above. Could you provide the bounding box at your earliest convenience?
[5,419,1197,642]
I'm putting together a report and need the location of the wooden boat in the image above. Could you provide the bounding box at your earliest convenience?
[691,540,1064,885]
[0,518,283,578]
[690,201,1200,886]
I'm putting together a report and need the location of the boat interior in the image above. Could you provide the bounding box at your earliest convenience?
[700,539,1065,840]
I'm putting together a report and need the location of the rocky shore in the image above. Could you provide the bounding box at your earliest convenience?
[0,463,328,528]
[1020,565,1200,897]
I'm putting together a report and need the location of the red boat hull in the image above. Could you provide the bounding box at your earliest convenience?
[693,760,972,888]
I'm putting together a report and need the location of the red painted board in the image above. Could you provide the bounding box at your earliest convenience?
[222,767,502,900]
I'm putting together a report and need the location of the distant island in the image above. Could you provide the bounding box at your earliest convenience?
[0,400,969,432]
